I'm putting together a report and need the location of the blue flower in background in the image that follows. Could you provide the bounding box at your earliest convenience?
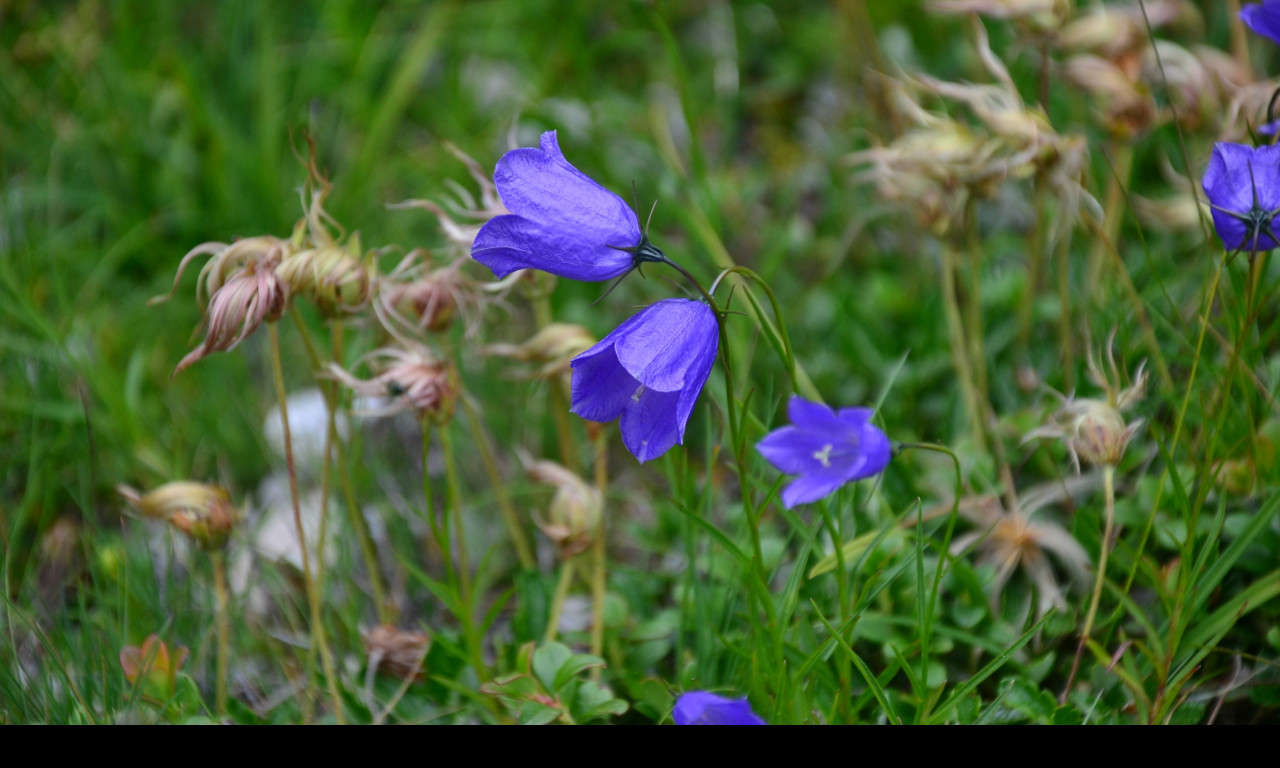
[1242,1,1280,46]
[570,299,718,463]
[1202,142,1280,253]
[673,691,766,725]
[471,131,665,281]
[756,396,891,509]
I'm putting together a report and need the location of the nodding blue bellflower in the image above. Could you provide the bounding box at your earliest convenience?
[471,131,665,282]
[673,691,766,725]
[1242,1,1280,46]
[570,299,718,463]
[756,395,892,509]
[1201,142,1280,253]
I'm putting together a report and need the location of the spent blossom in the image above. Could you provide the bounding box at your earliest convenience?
[570,299,718,463]
[756,396,892,509]
[327,345,458,421]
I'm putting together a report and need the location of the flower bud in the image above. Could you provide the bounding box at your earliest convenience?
[118,481,239,550]
[527,460,602,559]
[276,239,372,316]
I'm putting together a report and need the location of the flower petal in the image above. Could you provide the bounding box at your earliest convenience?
[787,396,841,430]
[613,300,718,391]
[673,692,766,725]
[780,473,848,509]
[570,344,639,423]
[1242,1,1280,47]
[472,213,635,281]
[757,426,839,475]
[619,387,682,462]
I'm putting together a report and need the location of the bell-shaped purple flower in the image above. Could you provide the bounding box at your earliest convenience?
[570,299,718,463]
[472,131,658,281]
[756,395,892,509]
[673,691,766,725]
[1242,1,1280,46]
[1202,142,1280,253]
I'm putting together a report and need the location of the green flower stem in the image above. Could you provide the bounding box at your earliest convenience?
[440,421,487,682]
[1085,142,1134,299]
[963,204,990,404]
[940,243,988,448]
[818,497,852,722]
[528,274,579,472]
[894,441,962,722]
[544,558,575,644]
[590,430,609,681]
[1063,464,1116,701]
[1056,226,1076,392]
[1123,251,1227,593]
[267,323,344,724]
[461,396,535,571]
[708,266,808,401]
[287,307,390,625]
[211,550,230,718]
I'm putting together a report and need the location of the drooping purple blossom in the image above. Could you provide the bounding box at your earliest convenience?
[673,691,766,725]
[1242,1,1280,46]
[471,131,664,281]
[570,299,718,463]
[756,395,892,509]
[1201,142,1280,253]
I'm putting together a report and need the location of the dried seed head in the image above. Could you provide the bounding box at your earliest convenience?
[326,345,458,422]
[1064,55,1157,139]
[118,481,239,550]
[483,323,597,382]
[362,625,430,682]
[526,460,602,559]
[174,259,288,375]
[276,240,372,316]
[376,251,473,336]
[929,0,1069,34]
[390,142,508,250]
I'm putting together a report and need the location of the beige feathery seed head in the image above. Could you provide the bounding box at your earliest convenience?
[276,179,373,316]
[326,345,458,422]
[389,142,508,250]
[483,323,597,382]
[1063,54,1157,139]
[375,250,479,337]
[363,626,430,682]
[1026,333,1147,469]
[949,474,1099,617]
[929,0,1069,33]
[526,459,602,559]
[118,481,239,550]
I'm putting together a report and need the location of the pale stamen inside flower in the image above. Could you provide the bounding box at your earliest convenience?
[632,384,647,403]
[812,444,834,468]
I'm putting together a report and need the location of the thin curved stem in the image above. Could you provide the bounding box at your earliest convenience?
[1063,465,1115,701]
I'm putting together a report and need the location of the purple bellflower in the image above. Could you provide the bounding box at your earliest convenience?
[471,131,666,282]
[1242,1,1280,46]
[1201,142,1280,253]
[756,395,892,509]
[570,299,718,463]
[673,691,766,725]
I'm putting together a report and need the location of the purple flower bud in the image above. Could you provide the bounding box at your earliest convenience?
[756,395,892,509]
[570,299,718,463]
[1242,1,1280,46]
[673,691,766,725]
[1201,142,1280,253]
[472,131,648,281]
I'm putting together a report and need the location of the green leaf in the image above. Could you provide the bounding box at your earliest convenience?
[553,653,607,693]
[532,642,573,692]
[519,701,563,726]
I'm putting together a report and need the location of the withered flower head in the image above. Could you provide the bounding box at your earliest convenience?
[389,142,508,250]
[1063,54,1157,139]
[152,236,291,376]
[362,625,430,682]
[276,184,373,316]
[929,0,1069,36]
[483,323,596,383]
[526,459,602,559]
[327,345,458,422]
[949,475,1099,616]
[375,250,482,337]
[118,481,240,550]
[1027,334,1147,469]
